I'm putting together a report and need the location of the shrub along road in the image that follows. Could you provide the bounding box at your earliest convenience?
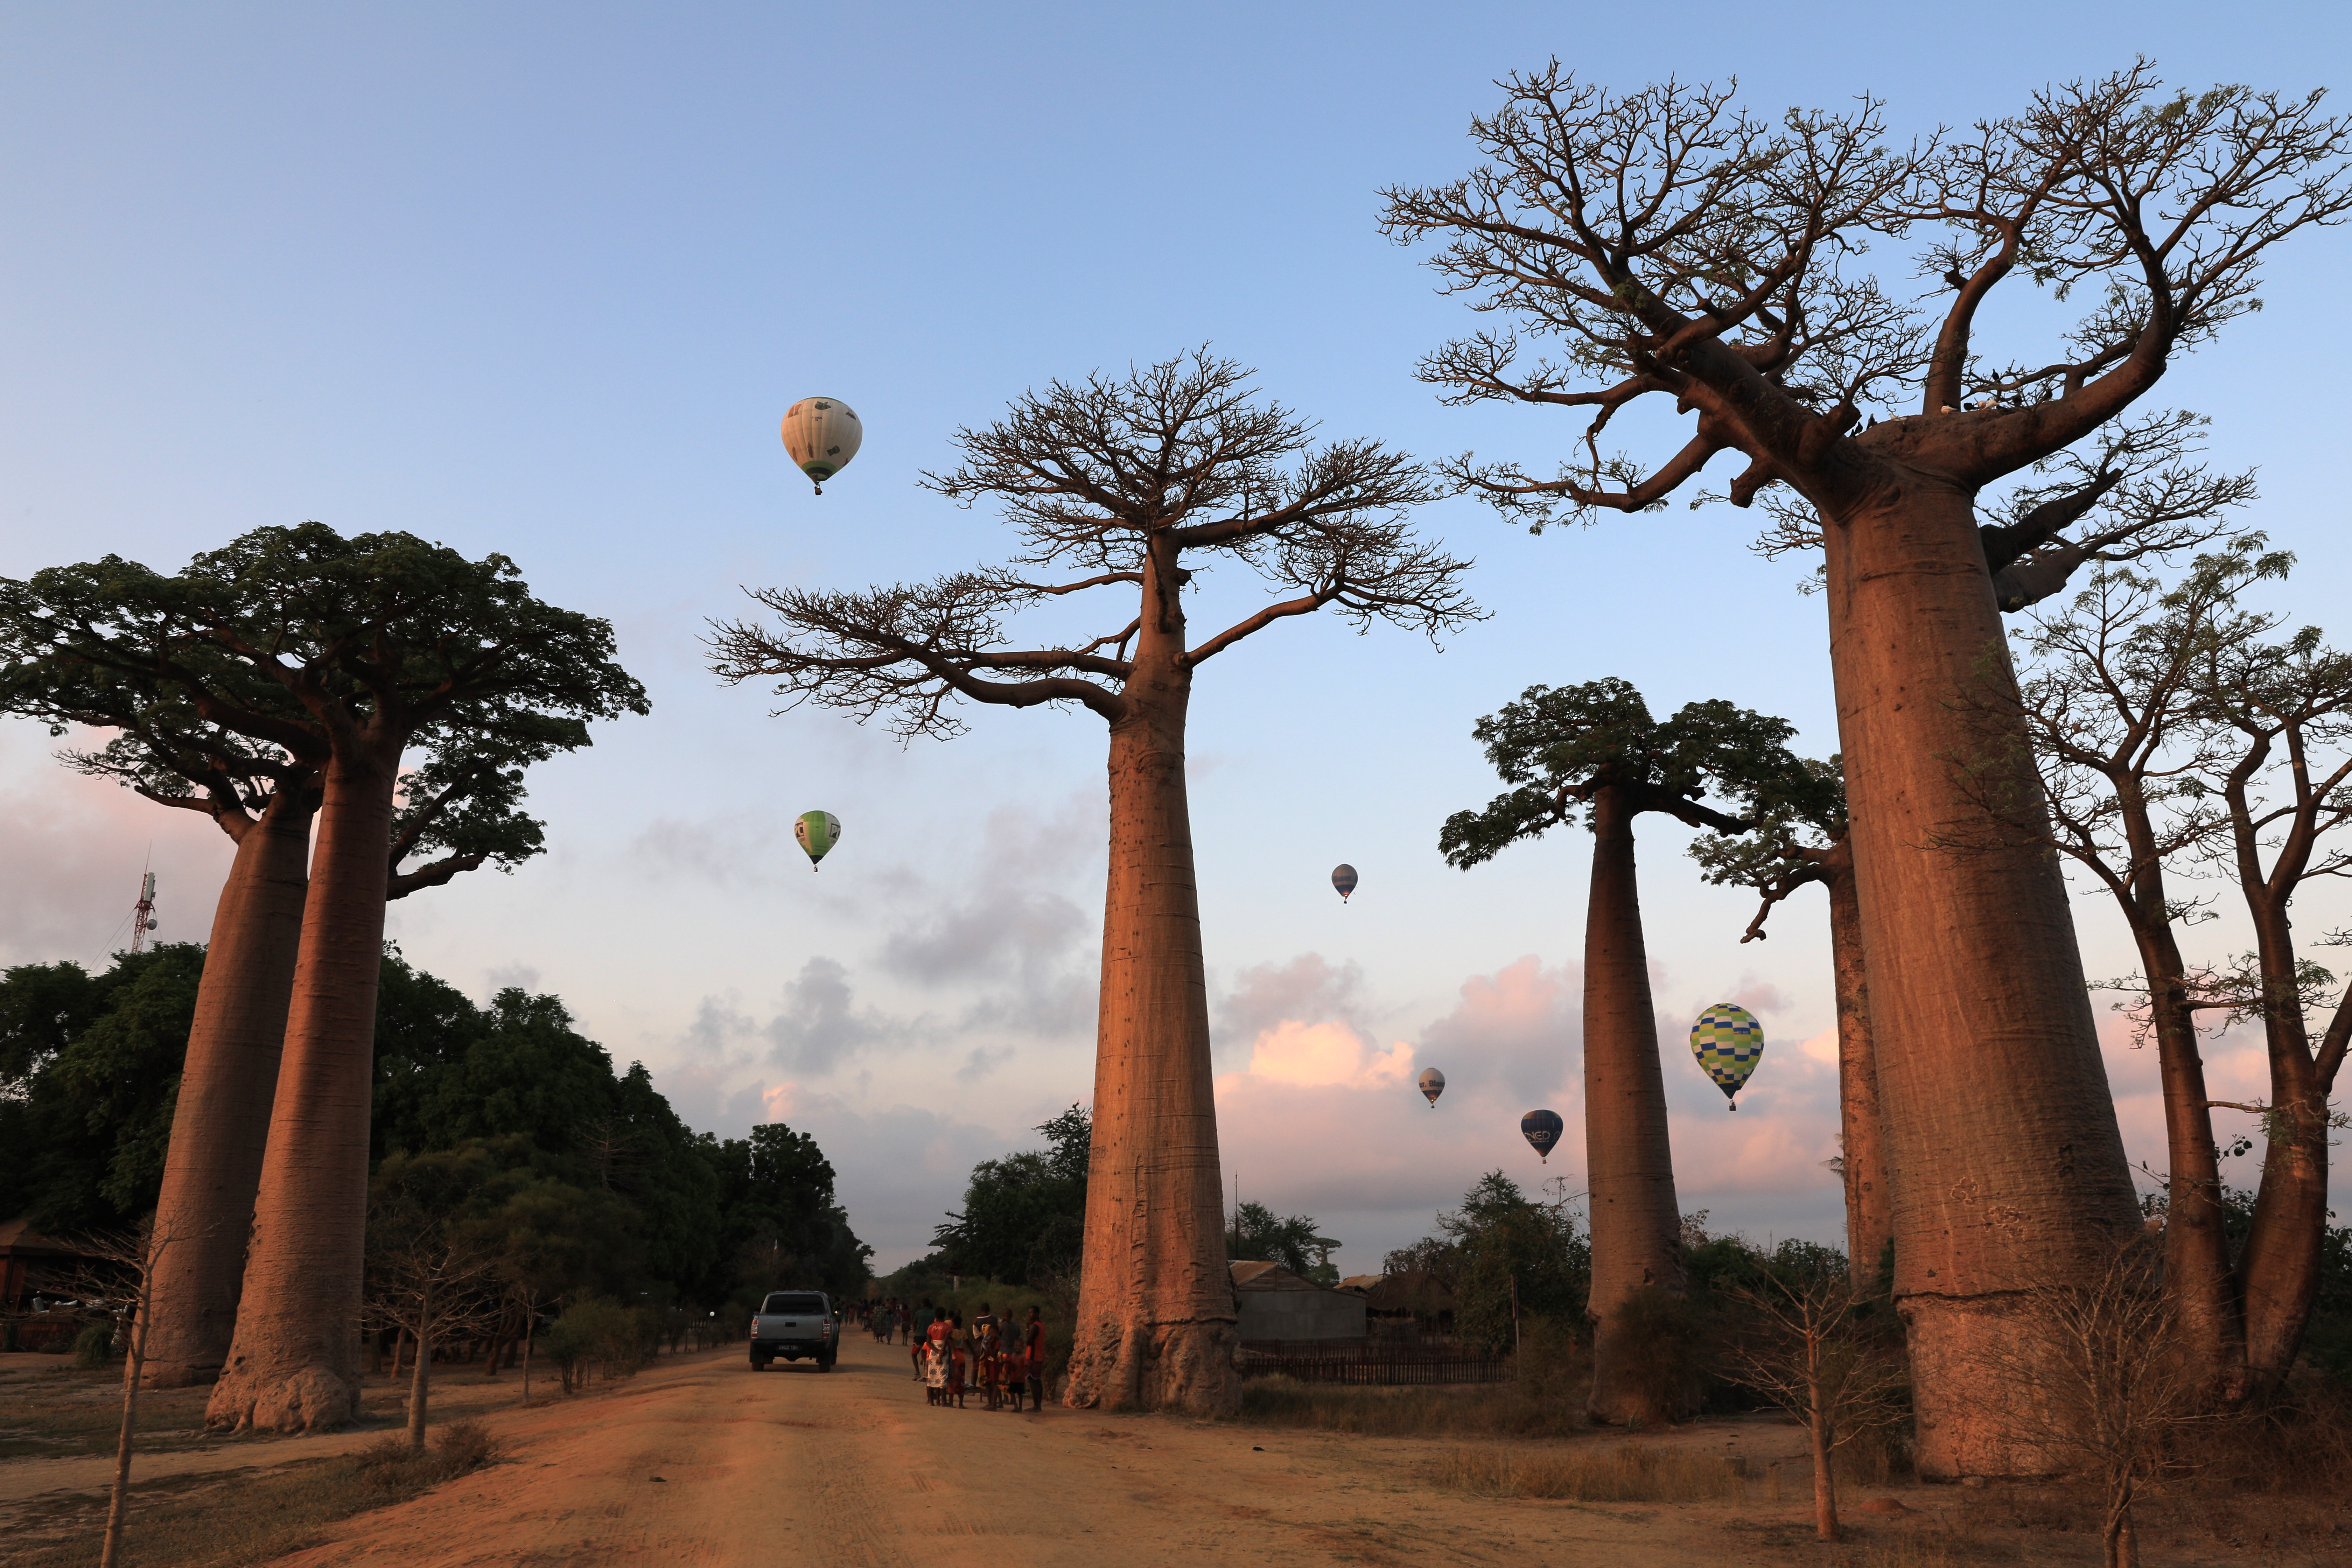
[248,1334,1868,1568]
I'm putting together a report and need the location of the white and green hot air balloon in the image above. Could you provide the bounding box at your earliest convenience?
[1689,1002,1765,1110]
[781,397,863,495]
[794,810,841,872]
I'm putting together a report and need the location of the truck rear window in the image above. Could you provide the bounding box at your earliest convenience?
[761,1293,827,1314]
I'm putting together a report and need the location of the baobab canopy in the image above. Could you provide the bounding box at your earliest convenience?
[1520,1108,1563,1162]
[794,810,841,871]
[1418,1068,1444,1107]
[780,398,862,495]
[1689,1003,1765,1110]
[1331,863,1358,902]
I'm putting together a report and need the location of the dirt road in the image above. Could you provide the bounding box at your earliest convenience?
[255,1331,1867,1568]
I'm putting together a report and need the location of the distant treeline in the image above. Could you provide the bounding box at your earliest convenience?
[0,943,870,1309]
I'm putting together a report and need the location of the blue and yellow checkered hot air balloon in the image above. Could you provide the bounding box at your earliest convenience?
[1689,1003,1765,1111]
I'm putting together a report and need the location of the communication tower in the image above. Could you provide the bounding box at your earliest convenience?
[130,872,158,953]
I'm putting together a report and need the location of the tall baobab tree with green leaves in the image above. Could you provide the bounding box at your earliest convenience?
[0,525,645,1429]
[0,644,582,1388]
[1687,757,1892,1279]
[1383,63,2350,1471]
[709,352,1476,1413]
[1439,678,1822,1423]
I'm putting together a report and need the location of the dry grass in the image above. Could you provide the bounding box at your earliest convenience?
[1854,1536,1962,1568]
[1237,1324,1594,1439]
[0,1420,503,1568]
[1433,1441,1755,1503]
[0,1367,215,1461]
[1238,1377,1581,1437]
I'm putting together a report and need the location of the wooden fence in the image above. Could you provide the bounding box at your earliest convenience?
[1236,1341,1508,1385]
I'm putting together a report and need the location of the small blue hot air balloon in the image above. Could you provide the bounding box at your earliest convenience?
[1521,1108,1564,1163]
[1331,863,1358,903]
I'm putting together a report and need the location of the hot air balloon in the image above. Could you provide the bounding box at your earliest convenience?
[794,810,841,872]
[1331,863,1358,903]
[1418,1068,1445,1108]
[1689,1002,1765,1110]
[1520,1108,1564,1163]
[781,398,863,495]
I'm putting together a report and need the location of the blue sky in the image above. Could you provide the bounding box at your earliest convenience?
[4,2,2348,1270]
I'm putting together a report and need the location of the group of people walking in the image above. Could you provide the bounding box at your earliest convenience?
[891,1301,1045,1412]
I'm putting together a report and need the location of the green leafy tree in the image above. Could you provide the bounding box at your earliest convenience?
[1441,678,1818,1421]
[5,945,723,1344]
[0,946,204,1232]
[1225,1202,1341,1284]
[707,1123,872,1302]
[933,1104,1091,1286]
[1444,1172,1589,1355]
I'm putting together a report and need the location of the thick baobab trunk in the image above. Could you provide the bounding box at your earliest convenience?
[1823,844,1891,1282]
[1063,552,1236,1415]
[2237,913,2332,1395]
[2132,922,2244,1400]
[208,742,400,1432]
[140,785,315,1388]
[1822,478,2140,1477]
[1582,783,1691,1425]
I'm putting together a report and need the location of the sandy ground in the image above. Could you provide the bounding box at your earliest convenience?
[199,1333,1916,1568]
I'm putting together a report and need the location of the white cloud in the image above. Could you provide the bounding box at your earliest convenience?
[1240,1020,1412,1089]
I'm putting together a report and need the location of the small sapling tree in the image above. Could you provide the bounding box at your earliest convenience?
[1721,1251,1906,1543]
[710,351,1476,1413]
[366,1150,504,1451]
[1969,1240,2207,1568]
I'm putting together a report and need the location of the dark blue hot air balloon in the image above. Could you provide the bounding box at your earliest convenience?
[1521,1108,1564,1163]
[1331,863,1358,903]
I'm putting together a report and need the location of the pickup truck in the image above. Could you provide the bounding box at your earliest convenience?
[749,1291,838,1371]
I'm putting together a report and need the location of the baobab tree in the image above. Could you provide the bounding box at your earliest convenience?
[1438,678,1821,1423]
[1740,409,2249,1315]
[1687,759,1891,1280]
[0,648,583,1388]
[1383,63,2350,1471]
[0,525,645,1429]
[709,351,1475,1413]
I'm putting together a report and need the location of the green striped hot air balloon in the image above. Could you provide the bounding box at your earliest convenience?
[794,810,841,872]
[1689,1002,1765,1111]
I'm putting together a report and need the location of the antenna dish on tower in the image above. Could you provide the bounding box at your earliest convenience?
[131,872,159,952]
